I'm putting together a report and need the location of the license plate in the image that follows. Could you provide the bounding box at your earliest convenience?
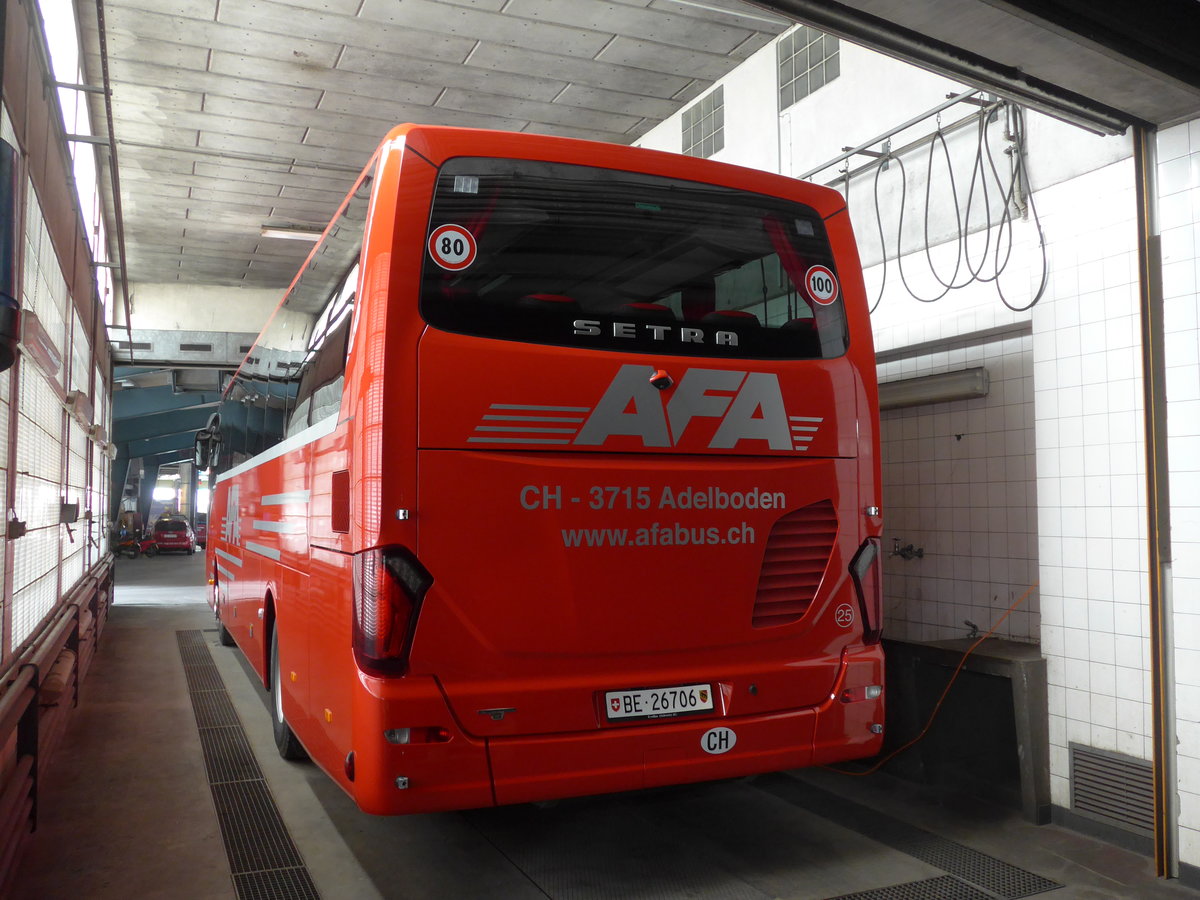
[604,683,714,721]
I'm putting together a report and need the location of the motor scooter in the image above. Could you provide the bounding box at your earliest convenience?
[114,533,158,558]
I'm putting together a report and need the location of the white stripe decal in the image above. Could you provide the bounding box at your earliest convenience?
[789,416,824,422]
[466,437,572,444]
[216,564,236,582]
[216,549,243,567]
[482,414,585,422]
[474,426,577,433]
[245,541,282,561]
[216,414,339,483]
[262,491,312,505]
[490,404,591,412]
[252,520,305,534]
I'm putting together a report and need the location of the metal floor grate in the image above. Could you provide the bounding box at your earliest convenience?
[177,630,320,900]
[757,774,1062,900]
[828,875,995,900]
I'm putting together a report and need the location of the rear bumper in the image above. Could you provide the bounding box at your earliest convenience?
[348,649,883,815]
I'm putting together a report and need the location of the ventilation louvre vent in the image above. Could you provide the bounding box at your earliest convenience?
[1070,743,1154,837]
[179,342,214,352]
[752,499,837,628]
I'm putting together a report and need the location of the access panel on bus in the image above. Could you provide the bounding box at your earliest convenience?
[403,150,882,790]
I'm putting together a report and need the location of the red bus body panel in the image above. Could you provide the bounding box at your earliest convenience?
[208,124,883,816]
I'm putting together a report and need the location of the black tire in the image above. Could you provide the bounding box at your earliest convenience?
[144,544,158,557]
[126,546,140,559]
[217,618,235,647]
[270,629,307,761]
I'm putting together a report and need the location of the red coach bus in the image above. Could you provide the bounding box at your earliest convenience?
[200,124,884,815]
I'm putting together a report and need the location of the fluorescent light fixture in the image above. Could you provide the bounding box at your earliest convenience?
[878,367,990,410]
[260,225,323,242]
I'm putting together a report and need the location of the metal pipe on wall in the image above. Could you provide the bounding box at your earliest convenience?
[1134,125,1178,879]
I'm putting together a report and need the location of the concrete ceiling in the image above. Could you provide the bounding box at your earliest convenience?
[73,0,1200,299]
[76,0,791,292]
[72,0,1200,466]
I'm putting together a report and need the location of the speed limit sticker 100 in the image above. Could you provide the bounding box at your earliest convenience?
[428,224,477,271]
[805,265,839,305]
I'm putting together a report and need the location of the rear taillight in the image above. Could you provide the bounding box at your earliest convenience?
[849,537,883,644]
[352,547,432,674]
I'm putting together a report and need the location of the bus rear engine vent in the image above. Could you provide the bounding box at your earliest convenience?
[752,500,837,628]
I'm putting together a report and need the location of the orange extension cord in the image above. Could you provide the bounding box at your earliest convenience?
[830,580,1040,776]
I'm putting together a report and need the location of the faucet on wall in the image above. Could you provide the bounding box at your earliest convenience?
[890,537,924,560]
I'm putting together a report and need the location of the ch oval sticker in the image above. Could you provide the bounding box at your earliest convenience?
[701,726,737,755]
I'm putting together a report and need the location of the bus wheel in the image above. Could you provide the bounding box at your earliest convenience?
[217,617,235,647]
[270,629,308,761]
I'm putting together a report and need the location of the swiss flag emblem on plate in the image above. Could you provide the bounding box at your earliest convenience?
[611,698,621,712]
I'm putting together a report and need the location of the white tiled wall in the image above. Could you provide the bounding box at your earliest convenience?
[636,31,1200,865]
[1159,119,1200,865]
[1030,159,1151,803]
[879,332,1038,643]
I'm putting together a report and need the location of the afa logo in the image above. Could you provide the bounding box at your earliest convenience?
[470,365,822,452]
[575,365,811,451]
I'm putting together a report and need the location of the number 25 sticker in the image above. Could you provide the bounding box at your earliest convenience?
[805,265,839,305]
[428,224,477,271]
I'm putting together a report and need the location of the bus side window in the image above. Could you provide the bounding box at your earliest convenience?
[290,311,352,432]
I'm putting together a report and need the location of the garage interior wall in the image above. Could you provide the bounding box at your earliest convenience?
[0,0,112,669]
[1160,120,1200,865]
[637,27,1200,869]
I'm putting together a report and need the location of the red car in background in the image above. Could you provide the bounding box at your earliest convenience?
[193,514,207,548]
[153,517,196,554]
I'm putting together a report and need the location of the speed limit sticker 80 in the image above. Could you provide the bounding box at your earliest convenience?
[805,265,839,305]
[428,224,477,271]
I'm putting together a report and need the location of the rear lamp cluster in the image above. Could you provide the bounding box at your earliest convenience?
[352,547,432,674]
[849,537,883,644]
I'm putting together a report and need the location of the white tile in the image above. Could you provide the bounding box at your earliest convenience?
[1158,124,1192,162]
[1090,724,1118,751]
[1114,633,1142,668]
[1113,729,1141,757]
[1051,773,1070,807]
[1162,259,1199,300]
[1160,154,1200,197]
[1090,693,1117,728]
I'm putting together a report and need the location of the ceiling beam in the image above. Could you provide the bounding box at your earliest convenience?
[114,405,214,444]
[113,384,222,419]
[748,0,1142,134]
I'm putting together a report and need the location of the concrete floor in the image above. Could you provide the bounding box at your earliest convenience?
[11,553,1200,899]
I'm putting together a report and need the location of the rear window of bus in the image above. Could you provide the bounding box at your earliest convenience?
[419,158,849,360]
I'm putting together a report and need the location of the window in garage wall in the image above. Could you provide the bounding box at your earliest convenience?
[778,25,840,111]
[0,107,13,660]
[682,86,724,158]
[90,363,110,563]
[10,175,69,652]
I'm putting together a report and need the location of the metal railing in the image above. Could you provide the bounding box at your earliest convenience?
[0,560,114,893]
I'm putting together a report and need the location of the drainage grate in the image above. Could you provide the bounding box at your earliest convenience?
[1070,743,1154,838]
[756,774,1061,899]
[176,631,320,900]
[827,875,994,900]
[235,868,326,900]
